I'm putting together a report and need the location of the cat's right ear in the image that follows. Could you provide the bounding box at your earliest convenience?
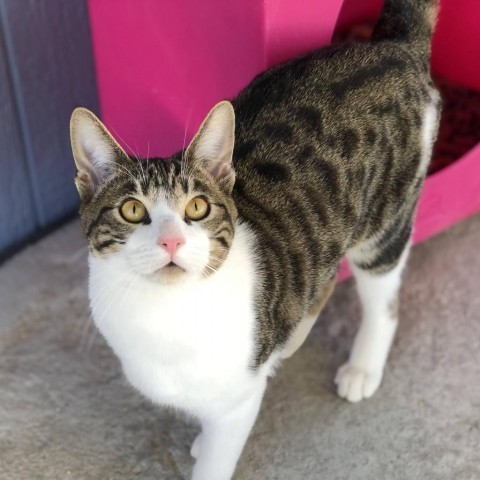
[70,108,128,201]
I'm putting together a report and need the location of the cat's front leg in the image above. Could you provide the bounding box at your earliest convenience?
[191,379,266,480]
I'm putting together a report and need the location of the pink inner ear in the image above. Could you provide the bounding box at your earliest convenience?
[208,159,233,181]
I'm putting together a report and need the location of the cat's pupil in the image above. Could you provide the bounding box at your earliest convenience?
[133,204,136,214]
[195,202,198,211]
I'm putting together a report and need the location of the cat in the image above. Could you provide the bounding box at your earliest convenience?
[70,1,440,479]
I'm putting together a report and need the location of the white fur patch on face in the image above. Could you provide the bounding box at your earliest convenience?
[122,199,211,282]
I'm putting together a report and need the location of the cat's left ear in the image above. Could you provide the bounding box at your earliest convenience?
[186,101,235,192]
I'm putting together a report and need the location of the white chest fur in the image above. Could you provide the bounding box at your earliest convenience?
[88,224,261,417]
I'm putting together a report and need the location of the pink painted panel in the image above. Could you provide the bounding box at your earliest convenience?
[264,0,344,66]
[414,144,480,244]
[87,0,265,157]
[431,0,480,90]
[87,0,344,157]
[335,0,382,32]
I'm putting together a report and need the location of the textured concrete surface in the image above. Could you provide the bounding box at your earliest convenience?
[1,215,479,480]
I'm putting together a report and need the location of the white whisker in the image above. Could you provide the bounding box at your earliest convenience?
[204,264,219,274]
[89,270,133,316]
[135,145,148,186]
[146,140,150,179]
[109,125,138,159]
[109,162,139,185]
[107,125,148,185]
[181,104,195,180]
[94,272,139,329]
[77,308,95,354]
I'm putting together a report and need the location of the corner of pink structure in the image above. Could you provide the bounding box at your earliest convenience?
[87,0,344,158]
[414,144,480,244]
[87,0,266,157]
[431,0,480,90]
[263,0,344,67]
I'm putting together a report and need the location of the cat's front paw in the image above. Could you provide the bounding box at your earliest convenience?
[334,363,382,403]
[190,433,202,459]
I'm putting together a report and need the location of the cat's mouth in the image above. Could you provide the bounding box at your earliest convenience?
[163,260,186,272]
[148,261,187,283]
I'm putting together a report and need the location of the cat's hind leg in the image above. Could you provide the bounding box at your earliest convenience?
[336,225,411,403]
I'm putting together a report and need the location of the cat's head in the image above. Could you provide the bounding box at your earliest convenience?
[70,102,238,284]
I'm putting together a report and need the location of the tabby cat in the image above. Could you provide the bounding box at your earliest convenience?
[70,1,440,478]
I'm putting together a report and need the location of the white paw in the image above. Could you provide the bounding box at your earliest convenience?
[334,363,383,403]
[190,433,202,459]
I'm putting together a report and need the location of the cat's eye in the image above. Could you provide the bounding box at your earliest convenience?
[120,199,147,223]
[185,197,210,221]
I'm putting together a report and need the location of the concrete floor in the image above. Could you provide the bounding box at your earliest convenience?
[1,215,479,480]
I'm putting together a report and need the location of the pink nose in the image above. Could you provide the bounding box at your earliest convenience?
[156,235,185,256]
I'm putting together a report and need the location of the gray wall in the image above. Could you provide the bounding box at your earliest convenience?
[0,0,98,261]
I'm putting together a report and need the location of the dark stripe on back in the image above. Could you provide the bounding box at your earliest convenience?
[330,57,406,99]
[263,123,293,143]
[295,106,323,138]
[234,140,258,160]
[341,129,359,158]
[254,162,291,183]
[315,159,340,199]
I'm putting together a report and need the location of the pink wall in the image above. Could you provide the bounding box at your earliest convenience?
[88,0,262,157]
[87,0,343,157]
[431,0,480,90]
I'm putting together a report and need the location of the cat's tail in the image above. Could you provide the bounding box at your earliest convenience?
[372,0,439,46]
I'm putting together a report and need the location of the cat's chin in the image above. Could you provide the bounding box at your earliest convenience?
[147,263,189,284]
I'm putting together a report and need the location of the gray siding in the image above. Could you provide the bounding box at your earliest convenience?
[0,30,37,254]
[0,0,98,258]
